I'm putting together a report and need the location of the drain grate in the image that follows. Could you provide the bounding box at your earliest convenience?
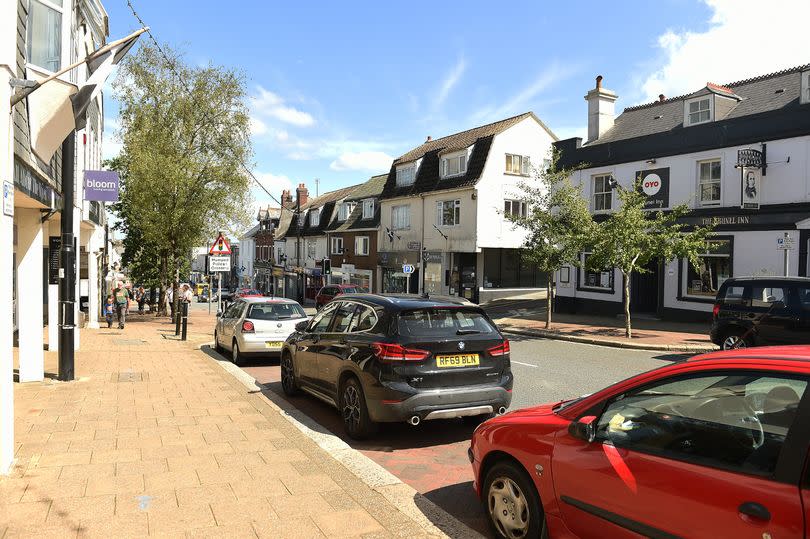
[111,371,149,383]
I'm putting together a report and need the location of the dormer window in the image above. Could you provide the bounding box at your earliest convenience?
[685,96,712,125]
[338,202,355,221]
[309,208,320,226]
[802,71,810,104]
[396,164,416,187]
[440,151,467,179]
[362,199,375,219]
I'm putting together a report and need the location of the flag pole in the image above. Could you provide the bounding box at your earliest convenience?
[10,27,149,107]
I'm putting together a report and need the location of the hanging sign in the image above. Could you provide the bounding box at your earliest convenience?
[740,167,760,210]
[636,168,670,210]
[84,170,120,202]
[209,233,232,255]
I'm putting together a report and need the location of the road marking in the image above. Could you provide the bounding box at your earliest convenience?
[512,361,537,368]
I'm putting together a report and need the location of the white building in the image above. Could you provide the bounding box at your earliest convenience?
[1,0,112,474]
[377,112,557,303]
[554,70,810,320]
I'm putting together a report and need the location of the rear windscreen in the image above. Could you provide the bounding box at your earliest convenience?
[397,308,497,337]
[248,303,306,320]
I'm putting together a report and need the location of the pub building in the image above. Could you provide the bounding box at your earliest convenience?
[554,68,810,321]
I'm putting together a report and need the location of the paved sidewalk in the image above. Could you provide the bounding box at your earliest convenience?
[494,313,718,353]
[2,311,453,538]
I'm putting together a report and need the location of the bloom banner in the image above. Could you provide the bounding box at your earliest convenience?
[84,170,120,202]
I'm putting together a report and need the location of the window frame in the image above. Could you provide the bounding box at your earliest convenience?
[337,202,355,222]
[685,96,713,126]
[592,173,613,213]
[577,251,615,293]
[440,151,468,179]
[354,236,370,256]
[503,199,528,218]
[697,158,722,206]
[395,164,416,187]
[331,236,344,255]
[679,236,734,302]
[588,369,810,483]
[436,199,461,227]
[26,0,67,74]
[362,199,375,219]
[505,154,531,176]
[309,208,320,227]
[391,204,410,230]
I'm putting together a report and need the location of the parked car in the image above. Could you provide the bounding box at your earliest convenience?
[710,276,810,350]
[214,297,308,366]
[281,294,513,439]
[315,284,366,309]
[469,345,810,539]
[233,288,263,299]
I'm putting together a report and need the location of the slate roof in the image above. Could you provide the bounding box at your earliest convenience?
[589,65,809,146]
[326,174,386,232]
[276,184,360,240]
[380,112,556,200]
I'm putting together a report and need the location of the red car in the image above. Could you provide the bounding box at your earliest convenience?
[314,284,363,309]
[470,346,810,539]
[233,288,263,299]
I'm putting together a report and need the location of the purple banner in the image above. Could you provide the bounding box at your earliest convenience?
[84,170,120,202]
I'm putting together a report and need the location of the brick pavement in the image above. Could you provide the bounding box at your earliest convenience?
[1,311,451,538]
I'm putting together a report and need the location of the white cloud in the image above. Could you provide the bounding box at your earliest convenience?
[329,151,393,172]
[639,0,810,103]
[251,86,315,127]
[249,117,268,135]
[434,57,467,110]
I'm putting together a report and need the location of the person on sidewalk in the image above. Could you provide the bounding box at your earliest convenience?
[182,283,194,304]
[136,286,146,314]
[166,286,175,318]
[103,295,115,328]
[113,281,131,329]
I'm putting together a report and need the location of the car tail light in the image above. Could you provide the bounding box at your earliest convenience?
[487,340,510,357]
[241,320,255,333]
[372,343,430,362]
[712,304,720,319]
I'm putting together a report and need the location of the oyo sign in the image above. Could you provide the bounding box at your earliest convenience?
[636,168,670,210]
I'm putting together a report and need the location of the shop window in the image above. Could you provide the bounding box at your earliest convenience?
[685,239,732,298]
[580,251,614,290]
[501,249,520,288]
[698,159,721,206]
[483,249,502,288]
[27,0,64,72]
[592,174,613,212]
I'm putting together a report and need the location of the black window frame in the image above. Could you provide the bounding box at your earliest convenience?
[583,368,810,484]
[308,302,339,333]
[677,235,734,304]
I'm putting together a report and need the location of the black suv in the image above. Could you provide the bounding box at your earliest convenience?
[281,294,513,439]
[710,276,810,349]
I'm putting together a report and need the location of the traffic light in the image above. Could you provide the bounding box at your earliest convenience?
[322,258,331,275]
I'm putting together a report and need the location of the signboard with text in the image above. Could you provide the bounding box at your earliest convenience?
[84,170,120,202]
[208,255,231,272]
[636,168,670,210]
[48,236,61,284]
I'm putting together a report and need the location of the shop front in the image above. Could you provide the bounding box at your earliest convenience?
[329,264,373,292]
[378,251,419,294]
[304,267,323,302]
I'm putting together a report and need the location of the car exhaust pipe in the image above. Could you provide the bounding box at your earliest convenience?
[498,407,507,415]
[408,415,421,426]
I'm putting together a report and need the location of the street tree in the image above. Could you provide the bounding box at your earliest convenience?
[504,152,594,328]
[586,177,715,338]
[111,43,253,314]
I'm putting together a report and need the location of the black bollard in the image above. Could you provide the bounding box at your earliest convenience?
[175,302,182,335]
[181,301,189,341]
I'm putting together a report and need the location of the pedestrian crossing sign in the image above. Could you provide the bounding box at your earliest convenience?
[209,233,232,255]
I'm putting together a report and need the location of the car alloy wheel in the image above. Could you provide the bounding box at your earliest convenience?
[343,384,361,430]
[281,353,298,396]
[340,377,376,439]
[723,333,747,350]
[232,341,243,366]
[214,331,223,353]
[488,476,530,538]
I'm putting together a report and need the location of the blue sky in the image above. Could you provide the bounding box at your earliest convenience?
[102,0,810,211]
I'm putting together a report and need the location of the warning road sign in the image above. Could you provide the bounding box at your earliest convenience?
[209,233,232,255]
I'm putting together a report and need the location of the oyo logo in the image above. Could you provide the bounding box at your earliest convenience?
[642,173,661,196]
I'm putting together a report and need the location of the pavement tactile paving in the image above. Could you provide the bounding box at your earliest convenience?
[3,310,449,538]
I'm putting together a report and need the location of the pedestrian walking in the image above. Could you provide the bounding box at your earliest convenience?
[182,283,194,304]
[113,281,131,329]
[166,287,175,318]
[103,295,115,328]
[136,286,146,314]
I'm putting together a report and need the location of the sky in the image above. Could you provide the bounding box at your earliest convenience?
[101,0,810,215]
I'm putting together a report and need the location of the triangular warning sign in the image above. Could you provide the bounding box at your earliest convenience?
[209,233,232,255]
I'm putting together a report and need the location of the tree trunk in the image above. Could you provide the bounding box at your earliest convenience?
[157,254,168,316]
[623,271,632,339]
[546,278,552,329]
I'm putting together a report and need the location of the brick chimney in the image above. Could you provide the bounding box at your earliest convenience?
[295,183,309,207]
[584,75,618,143]
[280,189,294,209]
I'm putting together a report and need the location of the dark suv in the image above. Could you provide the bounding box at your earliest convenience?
[710,276,810,349]
[281,294,513,439]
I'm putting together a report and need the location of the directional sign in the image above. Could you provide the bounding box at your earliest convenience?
[209,255,231,272]
[209,233,232,255]
[402,264,415,274]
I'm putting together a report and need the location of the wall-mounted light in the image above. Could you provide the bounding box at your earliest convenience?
[645,158,656,165]
[471,192,477,200]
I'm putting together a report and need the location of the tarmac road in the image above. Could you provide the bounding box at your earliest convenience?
[239,335,688,535]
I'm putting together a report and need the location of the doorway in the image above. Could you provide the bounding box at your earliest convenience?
[458,253,478,303]
[630,260,659,314]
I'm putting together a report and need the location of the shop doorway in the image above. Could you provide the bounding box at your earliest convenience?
[458,253,478,303]
[630,260,659,314]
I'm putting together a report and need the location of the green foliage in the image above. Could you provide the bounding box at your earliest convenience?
[505,151,595,327]
[587,176,715,336]
[110,43,253,303]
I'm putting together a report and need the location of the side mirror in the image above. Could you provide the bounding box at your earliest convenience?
[295,320,308,332]
[568,415,597,443]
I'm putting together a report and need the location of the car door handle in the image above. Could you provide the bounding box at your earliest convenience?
[738,502,770,522]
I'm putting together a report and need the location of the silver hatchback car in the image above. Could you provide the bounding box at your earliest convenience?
[214,297,308,366]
